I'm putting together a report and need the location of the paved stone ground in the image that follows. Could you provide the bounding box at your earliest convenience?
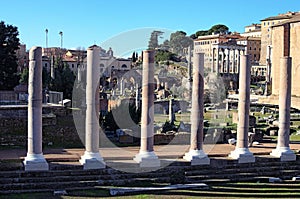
[1,143,300,162]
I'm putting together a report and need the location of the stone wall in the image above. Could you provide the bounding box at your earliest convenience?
[271,21,300,97]
[0,105,68,127]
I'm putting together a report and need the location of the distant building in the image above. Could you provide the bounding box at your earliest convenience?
[270,13,300,97]
[41,47,131,80]
[260,11,300,65]
[241,24,261,38]
[237,37,261,66]
[194,33,245,74]
[16,44,28,73]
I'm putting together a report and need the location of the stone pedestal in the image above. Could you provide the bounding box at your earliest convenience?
[229,55,255,163]
[133,151,160,167]
[79,151,105,170]
[183,53,210,165]
[79,45,105,169]
[134,50,160,167]
[24,153,49,171]
[24,46,48,171]
[229,148,255,163]
[184,149,210,165]
[270,57,296,161]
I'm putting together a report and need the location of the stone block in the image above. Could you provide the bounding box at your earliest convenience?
[292,177,300,181]
[269,177,282,183]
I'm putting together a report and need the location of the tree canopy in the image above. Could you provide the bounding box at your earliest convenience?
[0,21,20,90]
[148,30,164,50]
[192,24,230,38]
[169,31,193,56]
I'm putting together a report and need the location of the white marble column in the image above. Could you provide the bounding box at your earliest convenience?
[134,50,160,167]
[80,45,105,169]
[222,48,226,73]
[183,53,210,165]
[24,46,49,171]
[120,78,124,96]
[169,98,175,123]
[270,57,296,161]
[211,48,215,73]
[50,55,55,79]
[229,55,255,163]
[237,50,241,74]
[226,48,230,74]
[232,49,236,74]
[77,67,82,82]
[135,83,140,111]
[216,47,220,74]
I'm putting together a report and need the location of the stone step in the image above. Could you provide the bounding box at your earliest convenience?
[185,165,300,176]
[0,177,171,194]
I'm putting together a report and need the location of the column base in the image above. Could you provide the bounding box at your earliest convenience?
[23,153,49,171]
[134,151,160,168]
[270,147,296,161]
[79,151,106,170]
[229,148,255,163]
[183,150,210,165]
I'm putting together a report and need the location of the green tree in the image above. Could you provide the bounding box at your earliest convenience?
[148,30,164,49]
[192,24,230,38]
[20,67,50,88]
[155,49,176,62]
[49,61,75,99]
[19,68,29,84]
[131,51,136,62]
[0,21,20,90]
[169,31,193,55]
[207,24,229,35]
[195,30,208,37]
[102,100,141,131]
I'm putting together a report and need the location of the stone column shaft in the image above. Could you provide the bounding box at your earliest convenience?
[222,49,226,73]
[134,50,160,167]
[190,53,204,150]
[135,83,140,111]
[227,48,230,74]
[211,48,215,73]
[270,57,296,161]
[237,50,240,74]
[141,51,154,152]
[183,53,210,165]
[50,55,55,79]
[80,45,105,169]
[229,55,255,163]
[216,48,220,74]
[24,46,48,171]
[188,46,192,81]
[169,98,175,123]
[232,49,236,74]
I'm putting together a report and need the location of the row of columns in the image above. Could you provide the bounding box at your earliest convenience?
[211,47,245,75]
[24,46,295,171]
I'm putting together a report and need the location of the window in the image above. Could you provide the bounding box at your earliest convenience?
[100,64,104,67]
[72,64,74,68]
[121,64,127,68]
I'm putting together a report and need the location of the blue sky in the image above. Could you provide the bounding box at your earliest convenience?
[1,0,299,55]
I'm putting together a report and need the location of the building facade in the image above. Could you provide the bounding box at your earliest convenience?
[241,23,261,38]
[237,37,261,66]
[194,33,245,74]
[271,14,300,97]
[260,11,299,65]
